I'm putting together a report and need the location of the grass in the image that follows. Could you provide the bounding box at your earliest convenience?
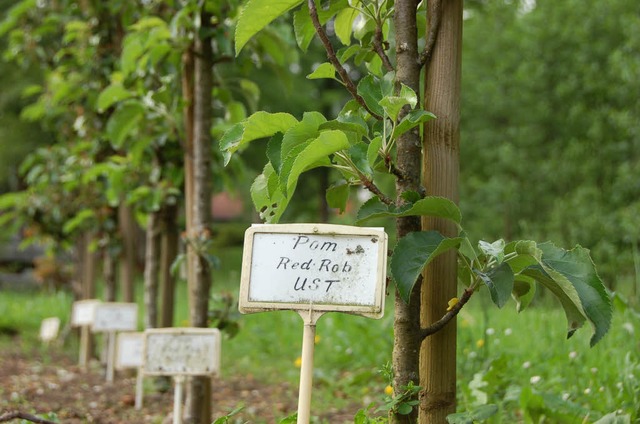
[1,249,639,422]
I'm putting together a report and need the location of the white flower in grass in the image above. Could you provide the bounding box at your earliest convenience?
[616,382,624,390]
[522,361,531,369]
[568,351,578,360]
[485,328,495,336]
[590,367,598,374]
[504,328,512,336]
[599,386,605,393]
[584,388,591,395]
[530,375,541,385]
[622,322,634,335]
[562,393,570,401]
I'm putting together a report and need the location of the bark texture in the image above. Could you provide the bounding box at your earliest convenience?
[183,8,214,423]
[118,204,137,302]
[391,1,422,423]
[420,0,463,422]
[143,210,161,329]
[159,203,179,328]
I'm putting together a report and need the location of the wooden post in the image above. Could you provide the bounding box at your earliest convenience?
[420,0,463,422]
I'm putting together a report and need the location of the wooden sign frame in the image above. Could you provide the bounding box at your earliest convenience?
[239,223,388,318]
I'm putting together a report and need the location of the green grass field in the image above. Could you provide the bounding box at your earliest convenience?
[1,247,638,423]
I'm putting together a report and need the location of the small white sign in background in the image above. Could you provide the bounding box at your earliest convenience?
[239,223,387,318]
[71,299,101,327]
[39,317,60,343]
[116,332,145,370]
[143,328,221,376]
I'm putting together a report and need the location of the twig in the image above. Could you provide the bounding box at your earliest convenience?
[307,0,383,120]
[0,411,58,424]
[359,172,394,206]
[373,23,394,72]
[385,154,408,180]
[420,287,474,340]
[418,0,443,69]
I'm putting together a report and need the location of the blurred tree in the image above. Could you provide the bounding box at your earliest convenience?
[461,0,640,290]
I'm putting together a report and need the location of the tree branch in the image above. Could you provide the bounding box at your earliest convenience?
[373,23,394,73]
[308,0,383,120]
[420,287,474,340]
[358,171,394,206]
[0,412,58,424]
[418,0,443,69]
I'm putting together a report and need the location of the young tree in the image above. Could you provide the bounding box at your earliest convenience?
[224,1,612,423]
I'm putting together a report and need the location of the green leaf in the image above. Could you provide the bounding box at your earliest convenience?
[280,111,327,163]
[266,133,284,173]
[106,102,145,148]
[479,239,505,263]
[97,84,133,112]
[593,412,631,424]
[251,163,290,223]
[220,111,298,165]
[292,0,349,51]
[356,196,462,225]
[63,209,95,234]
[357,75,385,117]
[397,403,413,415]
[334,6,359,45]
[307,62,338,80]
[235,0,304,55]
[476,262,514,308]
[367,135,383,166]
[378,84,417,121]
[120,34,144,77]
[393,109,436,139]
[537,242,612,346]
[349,141,372,175]
[512,277,536,312]
[391,231,463,303]
[326,182,349,213]
[447,404,499,424]
[283,130,350,195]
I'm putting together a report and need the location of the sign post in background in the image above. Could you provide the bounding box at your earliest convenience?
[71,299,101,368]
[116,332,145,409]
[91,302,138,382]
[239,223,387,424]
[143,328,221,424]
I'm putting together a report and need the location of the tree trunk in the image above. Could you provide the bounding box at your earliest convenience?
[119,203,137,302]
[159,202,179,328]
[103,248,117,301]
[391,1,423,423]
[420,0,462,422]
[81,231,97,364]
[143,210,161,329]
[183,8,214,423]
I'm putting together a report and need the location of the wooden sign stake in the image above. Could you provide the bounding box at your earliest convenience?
[296,308,324,424]
[106,331,116,382]
[173,375,185,424]
[135,368,144,409]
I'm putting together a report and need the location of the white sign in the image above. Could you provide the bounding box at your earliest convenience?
[239,223,387,318]
[71,299,101,327]
[92,302,138,332]
[39,317,60,342]
[143,328,221,376]
[116,332,145,369]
